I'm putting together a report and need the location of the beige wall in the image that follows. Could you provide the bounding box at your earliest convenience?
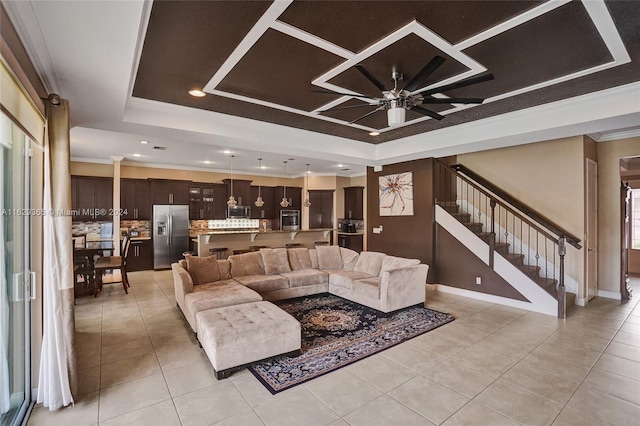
[597,137,640,293]
[458,136,586,298]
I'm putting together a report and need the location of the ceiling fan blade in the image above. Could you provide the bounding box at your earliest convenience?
[412,105,445,120]
[417,72,494,97]
[403,56,446,92]
[355,65,388,92]
[311,89,378,100]
[350,107,384,124]
[420,97,485,104]
[326,103,379,111]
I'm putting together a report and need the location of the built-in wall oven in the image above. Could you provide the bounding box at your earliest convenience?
[280,210,300,230]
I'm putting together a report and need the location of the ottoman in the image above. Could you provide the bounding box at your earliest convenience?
[196,301,301,379]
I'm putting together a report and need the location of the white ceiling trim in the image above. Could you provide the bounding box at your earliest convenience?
[375,82,640,163]
[589,127,640,142]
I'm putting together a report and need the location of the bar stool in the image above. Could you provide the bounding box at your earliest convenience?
[285,243,302,248]
[232,249,251,255]
[182,251,197,258]
[314,241,329,246]
[249,245,268,251]
[209,247,229,259]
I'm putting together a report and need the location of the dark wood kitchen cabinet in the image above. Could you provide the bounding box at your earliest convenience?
[127,239,153,271]
[338,233,363,253]
[71,176,113,221]
[309,190,334,228]
[344,186,364,220]
[120,179,150,220]
[250,185,276,219]
[222,179,252,207]
[189,183,223,220]
[150,179,190,205]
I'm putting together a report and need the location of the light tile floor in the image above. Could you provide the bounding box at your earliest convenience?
[28,272,640,426]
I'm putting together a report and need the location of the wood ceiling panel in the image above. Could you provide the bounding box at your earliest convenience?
[279,1,544,52]
[133,1,273,98]
[217,29,344,111]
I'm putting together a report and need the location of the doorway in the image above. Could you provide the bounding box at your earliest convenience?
[0,112,33,426]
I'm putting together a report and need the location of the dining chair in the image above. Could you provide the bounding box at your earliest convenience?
[94,234,131,294]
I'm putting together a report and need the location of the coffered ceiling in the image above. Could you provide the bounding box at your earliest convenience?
[3,0,640,176]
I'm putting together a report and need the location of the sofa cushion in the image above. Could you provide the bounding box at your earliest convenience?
[178,259,187,269]
[328,271,373,289]
[309,249,319,269]
[234,274,290,293]
[218,259,231,280]
[339,248,359,271]
[260,248,292,275]
[185,255,220,284]
[184,282,262,320]
[287,248,312,270]
[379,256,421,276]
[316,245,342,270]
[353,277,382,299]
[281,269,328,288]
[193,279,238,292]
[354,251,386,276]
[229,251,264,277]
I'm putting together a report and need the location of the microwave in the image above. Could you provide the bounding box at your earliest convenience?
[228,205,251,218]
[280,210,300,230]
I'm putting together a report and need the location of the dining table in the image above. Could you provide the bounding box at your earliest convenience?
[73,240,115,297]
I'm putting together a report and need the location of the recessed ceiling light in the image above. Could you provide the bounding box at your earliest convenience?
[133,153,141,157]
[188,89,206,97]
[204,160,211,164]
[306,170,312,174]
[260,165,267,169]
[140,140,149,144]
[337,164,344,167]
[223,150,232,154]
[369,131,380,136]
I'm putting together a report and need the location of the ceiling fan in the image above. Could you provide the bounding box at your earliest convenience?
[314,56,494,128]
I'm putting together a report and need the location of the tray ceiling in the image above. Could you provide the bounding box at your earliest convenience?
[133,0,639,144]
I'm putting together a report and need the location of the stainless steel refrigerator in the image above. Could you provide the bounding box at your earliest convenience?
[153,205,189,269]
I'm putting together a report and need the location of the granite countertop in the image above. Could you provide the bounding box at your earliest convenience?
[193,228,335,236]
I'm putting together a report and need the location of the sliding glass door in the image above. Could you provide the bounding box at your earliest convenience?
[0,112,32,426]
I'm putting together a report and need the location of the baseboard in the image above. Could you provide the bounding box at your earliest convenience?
[597,289,622,300]
[432,284,557,316]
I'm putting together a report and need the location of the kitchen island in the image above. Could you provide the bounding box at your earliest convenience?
[195,228,334,256]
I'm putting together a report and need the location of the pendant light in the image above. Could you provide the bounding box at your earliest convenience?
[227,154,237,206]
[280,160,290,208]
[303,164,311,207]
[255,158,264,207]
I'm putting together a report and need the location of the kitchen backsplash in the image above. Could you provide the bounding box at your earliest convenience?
[120,220,151,238]
[337,218,364,232]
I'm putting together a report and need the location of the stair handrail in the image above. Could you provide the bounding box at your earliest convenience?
[449,163,582,250]
[439,163,560,245]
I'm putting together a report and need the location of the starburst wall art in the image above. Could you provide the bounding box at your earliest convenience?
[379,172,414,216]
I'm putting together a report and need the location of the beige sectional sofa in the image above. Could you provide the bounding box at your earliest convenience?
[172,245,429,334]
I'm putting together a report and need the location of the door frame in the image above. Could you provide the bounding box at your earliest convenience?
[585,159,598,302]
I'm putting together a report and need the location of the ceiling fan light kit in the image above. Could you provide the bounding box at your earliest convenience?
[317,56,493,129]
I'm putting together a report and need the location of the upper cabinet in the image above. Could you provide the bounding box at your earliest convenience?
[250,185,276,219]
[344,186,364,220]
[150,179,190,205]
[275,186,302,211]
[222,179,252,207]
[189,183,227,220]
[71,176,113,221]
[309,190,334,228]
[120,179,150,220]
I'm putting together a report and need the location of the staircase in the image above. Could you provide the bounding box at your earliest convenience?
[435,162,581,317]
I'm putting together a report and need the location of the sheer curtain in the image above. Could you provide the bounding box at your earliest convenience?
[36,96,76,410]
[0,131,9,415]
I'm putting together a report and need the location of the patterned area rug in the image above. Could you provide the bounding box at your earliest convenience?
[248,293,454,394]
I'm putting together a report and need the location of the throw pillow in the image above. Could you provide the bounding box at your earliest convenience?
[185,255,221,285]
[287,248,312,270]
[229,251,264,277]
[316,245,343,270]
[260,248,292,275]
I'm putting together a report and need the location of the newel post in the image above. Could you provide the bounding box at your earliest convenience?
[558,236,566,318]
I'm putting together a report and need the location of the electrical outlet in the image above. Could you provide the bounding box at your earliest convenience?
[475,276,482,285]
[373,227,381,234]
